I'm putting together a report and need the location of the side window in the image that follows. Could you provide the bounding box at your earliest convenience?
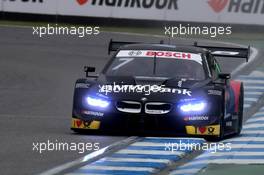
[214,59,221,74]
[207,53,219,80]
[212,58,221,80]
[205,53,213,77]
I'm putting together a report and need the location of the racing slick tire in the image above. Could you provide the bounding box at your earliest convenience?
[235,83,244,136]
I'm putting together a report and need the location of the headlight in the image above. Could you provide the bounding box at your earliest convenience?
[179,101,206,113]
[86,96,110,108]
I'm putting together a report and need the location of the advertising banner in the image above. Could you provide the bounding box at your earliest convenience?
[1,0,264,25]
[56,0,264,25]
[2,0,56,15]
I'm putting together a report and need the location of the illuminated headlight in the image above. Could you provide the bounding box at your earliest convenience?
[86,96,110,108]
[179,101,206,113]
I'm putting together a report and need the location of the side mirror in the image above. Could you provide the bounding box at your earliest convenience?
[84,66,97,78]
[218,73,231,80]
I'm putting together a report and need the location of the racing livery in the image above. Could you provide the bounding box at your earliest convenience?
[71,40,249,141]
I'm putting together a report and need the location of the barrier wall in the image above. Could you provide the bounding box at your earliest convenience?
[1,0,264,25]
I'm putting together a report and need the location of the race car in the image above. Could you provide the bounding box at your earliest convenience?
[71,40,250,141]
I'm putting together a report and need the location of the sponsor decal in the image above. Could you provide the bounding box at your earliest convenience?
[225,121,232,126]
[185,125,220,135]
[116,50,203,64]
[75,83,90,88]
[232,115,238,120]
[128,50,142,56]
[208,89,222,96]
[76,0,178,10]
[184,115,209,121]
[99,83,192,96]
[208,0,229,13]
[208,0,264,14]
[71,118,100,129]
[177,79,186,88]
[82,110,104,117]
[77,0,88,5]
[146,51,192,59]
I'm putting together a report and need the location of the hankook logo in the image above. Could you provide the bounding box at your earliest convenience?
[77,0,89,5]
[76,0,178,10]
[208,0,264,14]
[208,0,229,13]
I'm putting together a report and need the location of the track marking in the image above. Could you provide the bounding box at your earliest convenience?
[80,165,155,172]
[38,137,139,175]
[104,157,171,164]
[117,149,184,156]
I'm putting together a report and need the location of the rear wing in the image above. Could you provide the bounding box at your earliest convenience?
[108,39,250,62]
[108,39,164,55]
[195,43,250,62]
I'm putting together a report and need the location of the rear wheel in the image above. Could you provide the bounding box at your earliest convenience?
[235,83,244,136]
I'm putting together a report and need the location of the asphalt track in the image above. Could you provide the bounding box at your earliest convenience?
[0,26,257,175]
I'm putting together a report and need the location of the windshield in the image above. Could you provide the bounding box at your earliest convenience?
[105,50,206,80]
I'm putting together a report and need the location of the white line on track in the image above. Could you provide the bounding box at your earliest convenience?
[104,157,171,164]
[242,130,264,134]
[200,159,264,164]
[131,141,202,147]
[145,137,204,141]
[131,142,167,147]
[244,97,259,102]
[169,168,201,175]
[229,144,264,148]
[117,149,184,156]
[252,112,264,116]
[244,91,263,95]
[80,165,156,172]
[180,158,264,168]
[66,173,109,175]
[244,86,264,90]
[244,104,251,108]
[247,117,264,122]
[200,152,264,157]
[243,124,264,129]
[225,137,264,142]
[239,79,264,84]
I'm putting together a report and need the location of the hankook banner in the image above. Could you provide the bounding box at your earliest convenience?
[1,0,264,25]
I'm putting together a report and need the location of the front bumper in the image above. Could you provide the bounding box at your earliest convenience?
[71,110,221,136]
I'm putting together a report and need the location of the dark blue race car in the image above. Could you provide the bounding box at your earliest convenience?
[71,40,250,141]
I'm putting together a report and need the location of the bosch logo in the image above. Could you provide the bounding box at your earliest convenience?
[76,0,178,10]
